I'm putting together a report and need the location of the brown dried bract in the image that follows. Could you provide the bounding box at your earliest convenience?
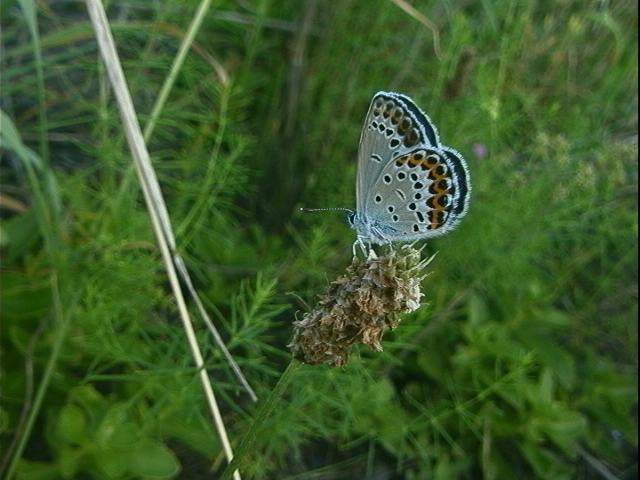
[289,245,433,366]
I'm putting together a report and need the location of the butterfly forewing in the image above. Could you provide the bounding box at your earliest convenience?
[365,147,468,242]
[356,92,441,216]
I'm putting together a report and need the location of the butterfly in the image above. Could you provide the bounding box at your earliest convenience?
[348,91,471,245]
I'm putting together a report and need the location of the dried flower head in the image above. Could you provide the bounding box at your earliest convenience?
[289,245,433,366]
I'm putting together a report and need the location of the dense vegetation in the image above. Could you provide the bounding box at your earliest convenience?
[1,1,637,479]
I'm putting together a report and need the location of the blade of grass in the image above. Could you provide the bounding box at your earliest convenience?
[219,360,304,480]
[0,112,72,480]
[84,1,244,477]
[388,0,442,60]
[0,2,69,475]
[16,0,49,162]
[143,0,229,142]
[107,0,257,403]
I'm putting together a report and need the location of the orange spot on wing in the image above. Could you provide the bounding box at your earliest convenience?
[431,179,450,194]
[427,210,440,229]
[427,210,446,229]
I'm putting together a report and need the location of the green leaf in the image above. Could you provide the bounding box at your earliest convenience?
[97,407,142,450]
[520,442,573,480]
[14,460,59,480]
[127,439,181,479]
[93,448,128,479]
[57,446,84,478]
[540,411,587,456]
[1,211,42,260]
[537,368,555,405]
[0,270,51,320]
[107,422,142,449]
[68,385,109,424]
[56,404,88,445]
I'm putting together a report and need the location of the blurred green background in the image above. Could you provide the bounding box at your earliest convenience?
[1,1,637,479]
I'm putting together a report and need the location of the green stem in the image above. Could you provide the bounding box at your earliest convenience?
[219,359,304,480]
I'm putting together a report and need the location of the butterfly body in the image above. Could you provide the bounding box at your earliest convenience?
[350,91,471,245]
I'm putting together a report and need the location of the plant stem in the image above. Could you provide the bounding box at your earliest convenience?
[219,359,304,480]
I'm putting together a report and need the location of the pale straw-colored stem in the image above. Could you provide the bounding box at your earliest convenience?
[85,1,242,478]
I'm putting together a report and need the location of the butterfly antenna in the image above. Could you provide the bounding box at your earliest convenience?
[300,207,354,213]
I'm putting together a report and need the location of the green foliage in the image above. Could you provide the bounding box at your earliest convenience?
[18,385,182,480]
[1,0,637,479]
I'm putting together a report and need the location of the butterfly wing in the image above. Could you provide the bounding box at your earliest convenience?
[355,92,441,218]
